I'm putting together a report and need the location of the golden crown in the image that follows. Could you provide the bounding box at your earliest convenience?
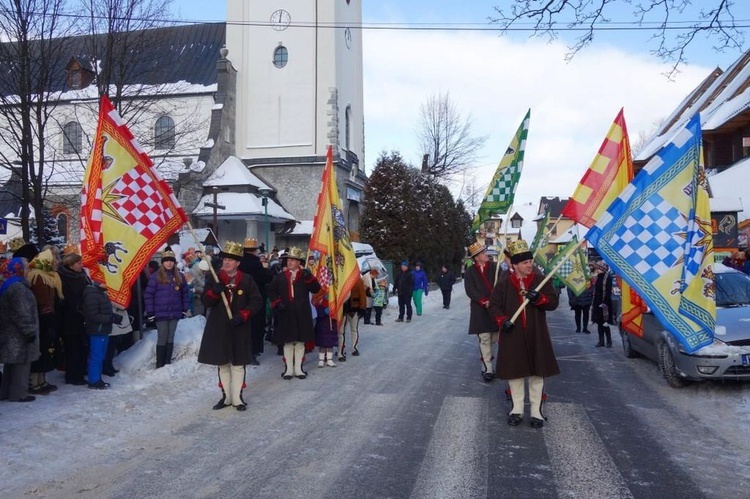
[222,241,244,257]
[8,237,26,252]
[63,243,80,255]
[468,241,486,258]
[162,246,176,259]
[243,237,259,249]
[508,239,530,257]
[287,246,305,261]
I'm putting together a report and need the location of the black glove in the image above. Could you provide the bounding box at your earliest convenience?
[275,302,288,313]
[302,268,313,281]
[229,315,243,327]
[212,282,226,295]
[501,319,515,333]
[525,289,541,304]
[145,313,155,324]
[25,334,36,344]
[112,313,123,325]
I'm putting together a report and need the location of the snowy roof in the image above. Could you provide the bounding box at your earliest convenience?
[637,51,750,162]
[709,161,748,221]
[496,201,541,242]
[192,192,295,222]
[287,220,314,236]
[710,196,744,213]
[204,156,271,189]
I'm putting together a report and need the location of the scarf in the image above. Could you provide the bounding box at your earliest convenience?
[0,257,26,297]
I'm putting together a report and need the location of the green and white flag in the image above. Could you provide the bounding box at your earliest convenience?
[531,209,551,269]
[471,109,530,233]
[546,236,590,296]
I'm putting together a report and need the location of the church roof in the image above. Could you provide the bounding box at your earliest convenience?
[192,192,295,222]
[0,22,226,97]
[204,156,271,189]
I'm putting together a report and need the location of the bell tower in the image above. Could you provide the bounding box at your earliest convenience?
[225,0,365,224]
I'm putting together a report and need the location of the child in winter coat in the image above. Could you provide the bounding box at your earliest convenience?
[411,262,429,316]
[372,275,387,326]
[83,280,121,389]
[313,293,338,368]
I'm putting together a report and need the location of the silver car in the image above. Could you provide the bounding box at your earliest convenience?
[620,263,750,387]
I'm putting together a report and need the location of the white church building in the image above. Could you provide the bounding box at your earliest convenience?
[0,0,367,252]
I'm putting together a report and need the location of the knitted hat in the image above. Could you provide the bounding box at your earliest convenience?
[400,261,409,267]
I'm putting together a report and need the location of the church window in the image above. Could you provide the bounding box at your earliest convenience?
[62,121,82,155]
[273,45,288,68]
[56,213,68,242]
[154,115,175,149]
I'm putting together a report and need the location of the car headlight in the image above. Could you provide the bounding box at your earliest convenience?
[696,366,719,374]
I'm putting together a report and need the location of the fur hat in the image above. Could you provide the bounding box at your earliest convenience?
[161,246,176,263]
[468,241,486,258]
[508,240,533,265]
[219,241,243,261]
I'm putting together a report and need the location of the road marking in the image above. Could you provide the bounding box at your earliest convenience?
[410,396,487,499]
[544,402,633,498]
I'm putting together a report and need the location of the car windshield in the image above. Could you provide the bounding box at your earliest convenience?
[715,271,750,307]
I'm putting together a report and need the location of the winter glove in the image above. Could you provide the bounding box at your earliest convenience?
[212,282,226,295]
[112,314,123,325]
[274,302,288,313]
[501,319,515,334]
[302,268,314,281]
[25,334,36,344]
[145,313,155,324]
[525,289,541,304]
[229,315,243,327]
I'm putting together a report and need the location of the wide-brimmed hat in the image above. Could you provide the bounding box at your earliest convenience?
[161,246,176,263]
[286,247,305,262]
[243,237,259,249]
[508,240,533,264]
[468,241,486,258]
[219,241,243,262]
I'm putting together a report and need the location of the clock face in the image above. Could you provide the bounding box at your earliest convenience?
[270,9,291,31]
[344,27,352,49]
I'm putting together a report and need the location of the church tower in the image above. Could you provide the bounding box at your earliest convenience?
[225,0,365,236]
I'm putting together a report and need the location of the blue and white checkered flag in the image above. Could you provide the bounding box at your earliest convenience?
[586,114,715,353]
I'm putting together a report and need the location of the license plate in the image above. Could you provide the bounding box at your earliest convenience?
[743,354,750,366]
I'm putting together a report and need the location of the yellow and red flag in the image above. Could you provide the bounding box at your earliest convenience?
[562,108,633,228]
[80,95,187,307]
[563,109,643,336]
[308,146,360,323]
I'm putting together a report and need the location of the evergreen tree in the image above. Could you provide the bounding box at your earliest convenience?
[361,151,473,280]
[29,208,65,248]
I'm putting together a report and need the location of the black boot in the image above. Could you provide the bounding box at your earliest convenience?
[165,343,174,365]
[156,346,167,368]
[595,326,605,347]
[604,327,612,347]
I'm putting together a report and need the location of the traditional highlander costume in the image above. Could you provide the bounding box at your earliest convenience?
[339,275,366,361]
[489,240,560,429]
[198,241,263,411]
[267,247,321,380]
[239,237,274,365]
[463,242,499,382]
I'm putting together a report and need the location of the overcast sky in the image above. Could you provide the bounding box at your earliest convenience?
[175,1,749,208]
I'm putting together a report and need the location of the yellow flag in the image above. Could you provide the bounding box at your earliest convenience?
[308,146,360,323]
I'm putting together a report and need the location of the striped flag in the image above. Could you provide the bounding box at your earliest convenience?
[80,95,188,307]
[586,114,715,353]
[308,146,361,323]
[471,110,530,232]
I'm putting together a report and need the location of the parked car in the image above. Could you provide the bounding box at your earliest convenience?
[353,242,390,300]
[620,263,750,387]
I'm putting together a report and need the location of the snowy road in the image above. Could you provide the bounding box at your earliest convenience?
[2,287,750,498]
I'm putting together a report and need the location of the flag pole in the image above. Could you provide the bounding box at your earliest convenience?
[494,206,513,285]
[531,213,563,261]
[509,238,587,323]
[185,221,233,319]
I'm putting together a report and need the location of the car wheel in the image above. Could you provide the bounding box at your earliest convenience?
[621,331,640,359]
[657,341,689,388]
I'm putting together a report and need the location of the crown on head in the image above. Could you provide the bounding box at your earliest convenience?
[243,237,259,249]
[223,241,244,258]
[508,239,530,257]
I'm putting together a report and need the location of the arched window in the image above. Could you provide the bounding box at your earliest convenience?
[273,45,288,68]
[56,213,68,242]
[154,115,175,150]
[345,105,352,150]
[62,122,82,155]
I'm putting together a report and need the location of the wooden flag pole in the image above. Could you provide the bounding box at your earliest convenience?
[494,206,513,285]
[185,221,233,319]
[509,238,587,323]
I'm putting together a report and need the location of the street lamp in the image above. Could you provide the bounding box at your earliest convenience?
[259,187,273,252]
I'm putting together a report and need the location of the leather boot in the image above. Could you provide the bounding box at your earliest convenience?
[318,352,325,368]
[293,342,307,379]
[528,376,545,427]
[325,351,336,367]
[156,346,167,368]
[165,343,174,365]
[595,326,605,347]
[215,364,232,408]
[604,326,612,347]
[230,365,246,410]
[507,378,525,425]
[282,343,294,379]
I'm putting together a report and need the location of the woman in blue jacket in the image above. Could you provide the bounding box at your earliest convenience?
[411,261,429,317]
[144,247,190,368]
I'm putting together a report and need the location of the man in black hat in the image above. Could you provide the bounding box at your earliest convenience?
[489,240,560,429]
[463,242,498,382]
[239,237,273,365]
[197,241,263,411]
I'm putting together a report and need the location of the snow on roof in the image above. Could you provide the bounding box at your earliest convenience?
[709,161,748,221]
[288,220,314,235]
[192,191,295,221]
[637,53,750,162]
[204,156,271,189]
[496,201,541,242]
[710,196,744,213]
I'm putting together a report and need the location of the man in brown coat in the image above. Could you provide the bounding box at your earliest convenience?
[489,240,560,429]
[339,275,367,361]
[463,242,499,382]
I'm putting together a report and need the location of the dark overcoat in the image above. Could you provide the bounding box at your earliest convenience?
[83,285,114,336]
[198,270,263,366]
[0,281,40,364]
[592,271,613,325]
[567,285,593,309]
[488,272,560,379]
[393,270,414,299]
[267,269,321,344]
[463,261,498,335]
[58,265,90,338]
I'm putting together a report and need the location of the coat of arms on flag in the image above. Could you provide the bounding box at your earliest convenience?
[80,95,188,307]
[586,114,715,353]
